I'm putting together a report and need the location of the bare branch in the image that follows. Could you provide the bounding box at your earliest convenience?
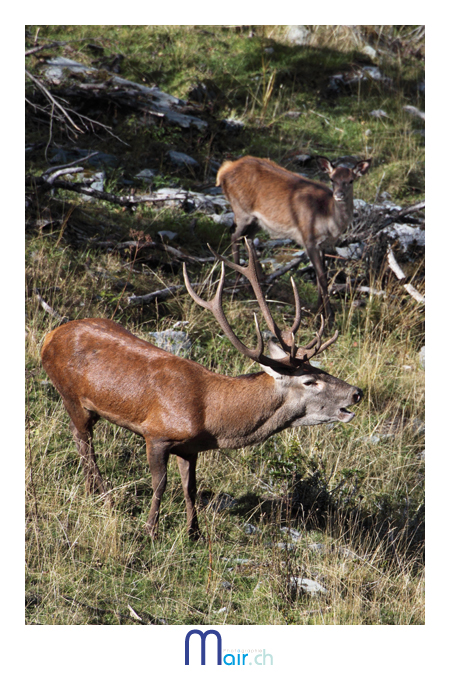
[387,246,425,304]
[26,69,83,133]
[42,152,100,177]
[128,285,190,305]
[45,167,85,185]
[34,289,68,322]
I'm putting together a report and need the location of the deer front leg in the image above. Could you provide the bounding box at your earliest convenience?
[305,243,334,325]
[176,454,200,540]
[145,440,170,539]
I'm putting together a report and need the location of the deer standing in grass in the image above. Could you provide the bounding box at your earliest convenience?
[216,155,372,323]
[41,240,362,540]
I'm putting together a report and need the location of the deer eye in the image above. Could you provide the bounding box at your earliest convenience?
[302,377,317,386]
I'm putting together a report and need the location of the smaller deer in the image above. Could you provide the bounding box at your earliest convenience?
[41,240,362,540]
[216,155,372,323]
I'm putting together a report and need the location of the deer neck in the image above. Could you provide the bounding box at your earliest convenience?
[332,187,354,232]
[205,372,296,448]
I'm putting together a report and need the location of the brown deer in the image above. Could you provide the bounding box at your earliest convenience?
[41,240,362,540]
[216,155,372,323]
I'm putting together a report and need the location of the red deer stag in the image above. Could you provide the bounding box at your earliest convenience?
[41,239,362,540]
[216,155,372,323]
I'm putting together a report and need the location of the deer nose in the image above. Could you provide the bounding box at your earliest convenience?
[352,388,363,405]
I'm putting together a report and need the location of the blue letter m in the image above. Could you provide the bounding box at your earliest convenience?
[185,629,222,665]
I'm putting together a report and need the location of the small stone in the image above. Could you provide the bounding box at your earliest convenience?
[157,230,178,241]
[135,169,157,182]
[289,576,327,596]
[244,523,258,535]
[419,346,425,370]
[167,150,199,167]
[286,25,311,46]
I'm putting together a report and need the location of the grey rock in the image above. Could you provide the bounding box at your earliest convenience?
[210,213,235,228]
[280,526,302,541]
[167,151,199,168]
[275,542,296,551]
[148,330,191,356]
[90,171,105,191]
[212,494,238,511]
[286,25,311,46]
[336,242,365,260]
[370,109,388,118]
[50,148,118,168]
[135,169,157,183]
[263,238,294,249]
[362,44,378,59]
[307,542,326,553]
[152,188,229,214]
[419,346,425,370]
[289,576,327,596]
[243,523,259,535]
[379,223,425,252]
[221,117,244,132]
[157,230,178,241]
[82,171,105,201]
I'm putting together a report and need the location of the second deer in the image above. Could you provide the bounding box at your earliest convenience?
[216,155,372,323]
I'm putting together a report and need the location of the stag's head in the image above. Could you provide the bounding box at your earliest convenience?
[183,239,362,427]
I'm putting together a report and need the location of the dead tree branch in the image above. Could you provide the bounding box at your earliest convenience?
[26,174,188,207]
[387,246,425,304]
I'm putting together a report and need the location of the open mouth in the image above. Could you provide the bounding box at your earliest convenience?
[337,407,355,423]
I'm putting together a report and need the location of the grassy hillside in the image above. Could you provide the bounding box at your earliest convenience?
[25,25,424,625]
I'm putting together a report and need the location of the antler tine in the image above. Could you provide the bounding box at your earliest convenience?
[301,315,325,351]
[288,276,302,335]
[294,315,339,361]
[183,262,266,365]
[207,239,292,352]
[313,328,339,356]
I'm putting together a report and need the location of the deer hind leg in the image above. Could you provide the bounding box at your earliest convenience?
[63,400,108,497]
[229,204,260,266]
[176,454,200,540]
[145,440,170,539]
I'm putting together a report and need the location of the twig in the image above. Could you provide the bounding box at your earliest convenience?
[309,109,344,133]
[331,283,387,297]
[25,41,65,57]
[266,258,311,283]
[26,69,83,133]
[34,289,68,322]
[128,605,144,623]
[403,105,425,122]
[42,152,100,177]
[396,201,425,219]
[127,285,191,305]
[87,238,215,264]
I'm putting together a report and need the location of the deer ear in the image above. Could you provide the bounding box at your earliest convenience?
[267,340,289,360]
[354,159,372,177]
[316,156,334,175]
[260,341,294,381]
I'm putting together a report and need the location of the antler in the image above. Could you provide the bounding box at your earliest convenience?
[183,238,338,371]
